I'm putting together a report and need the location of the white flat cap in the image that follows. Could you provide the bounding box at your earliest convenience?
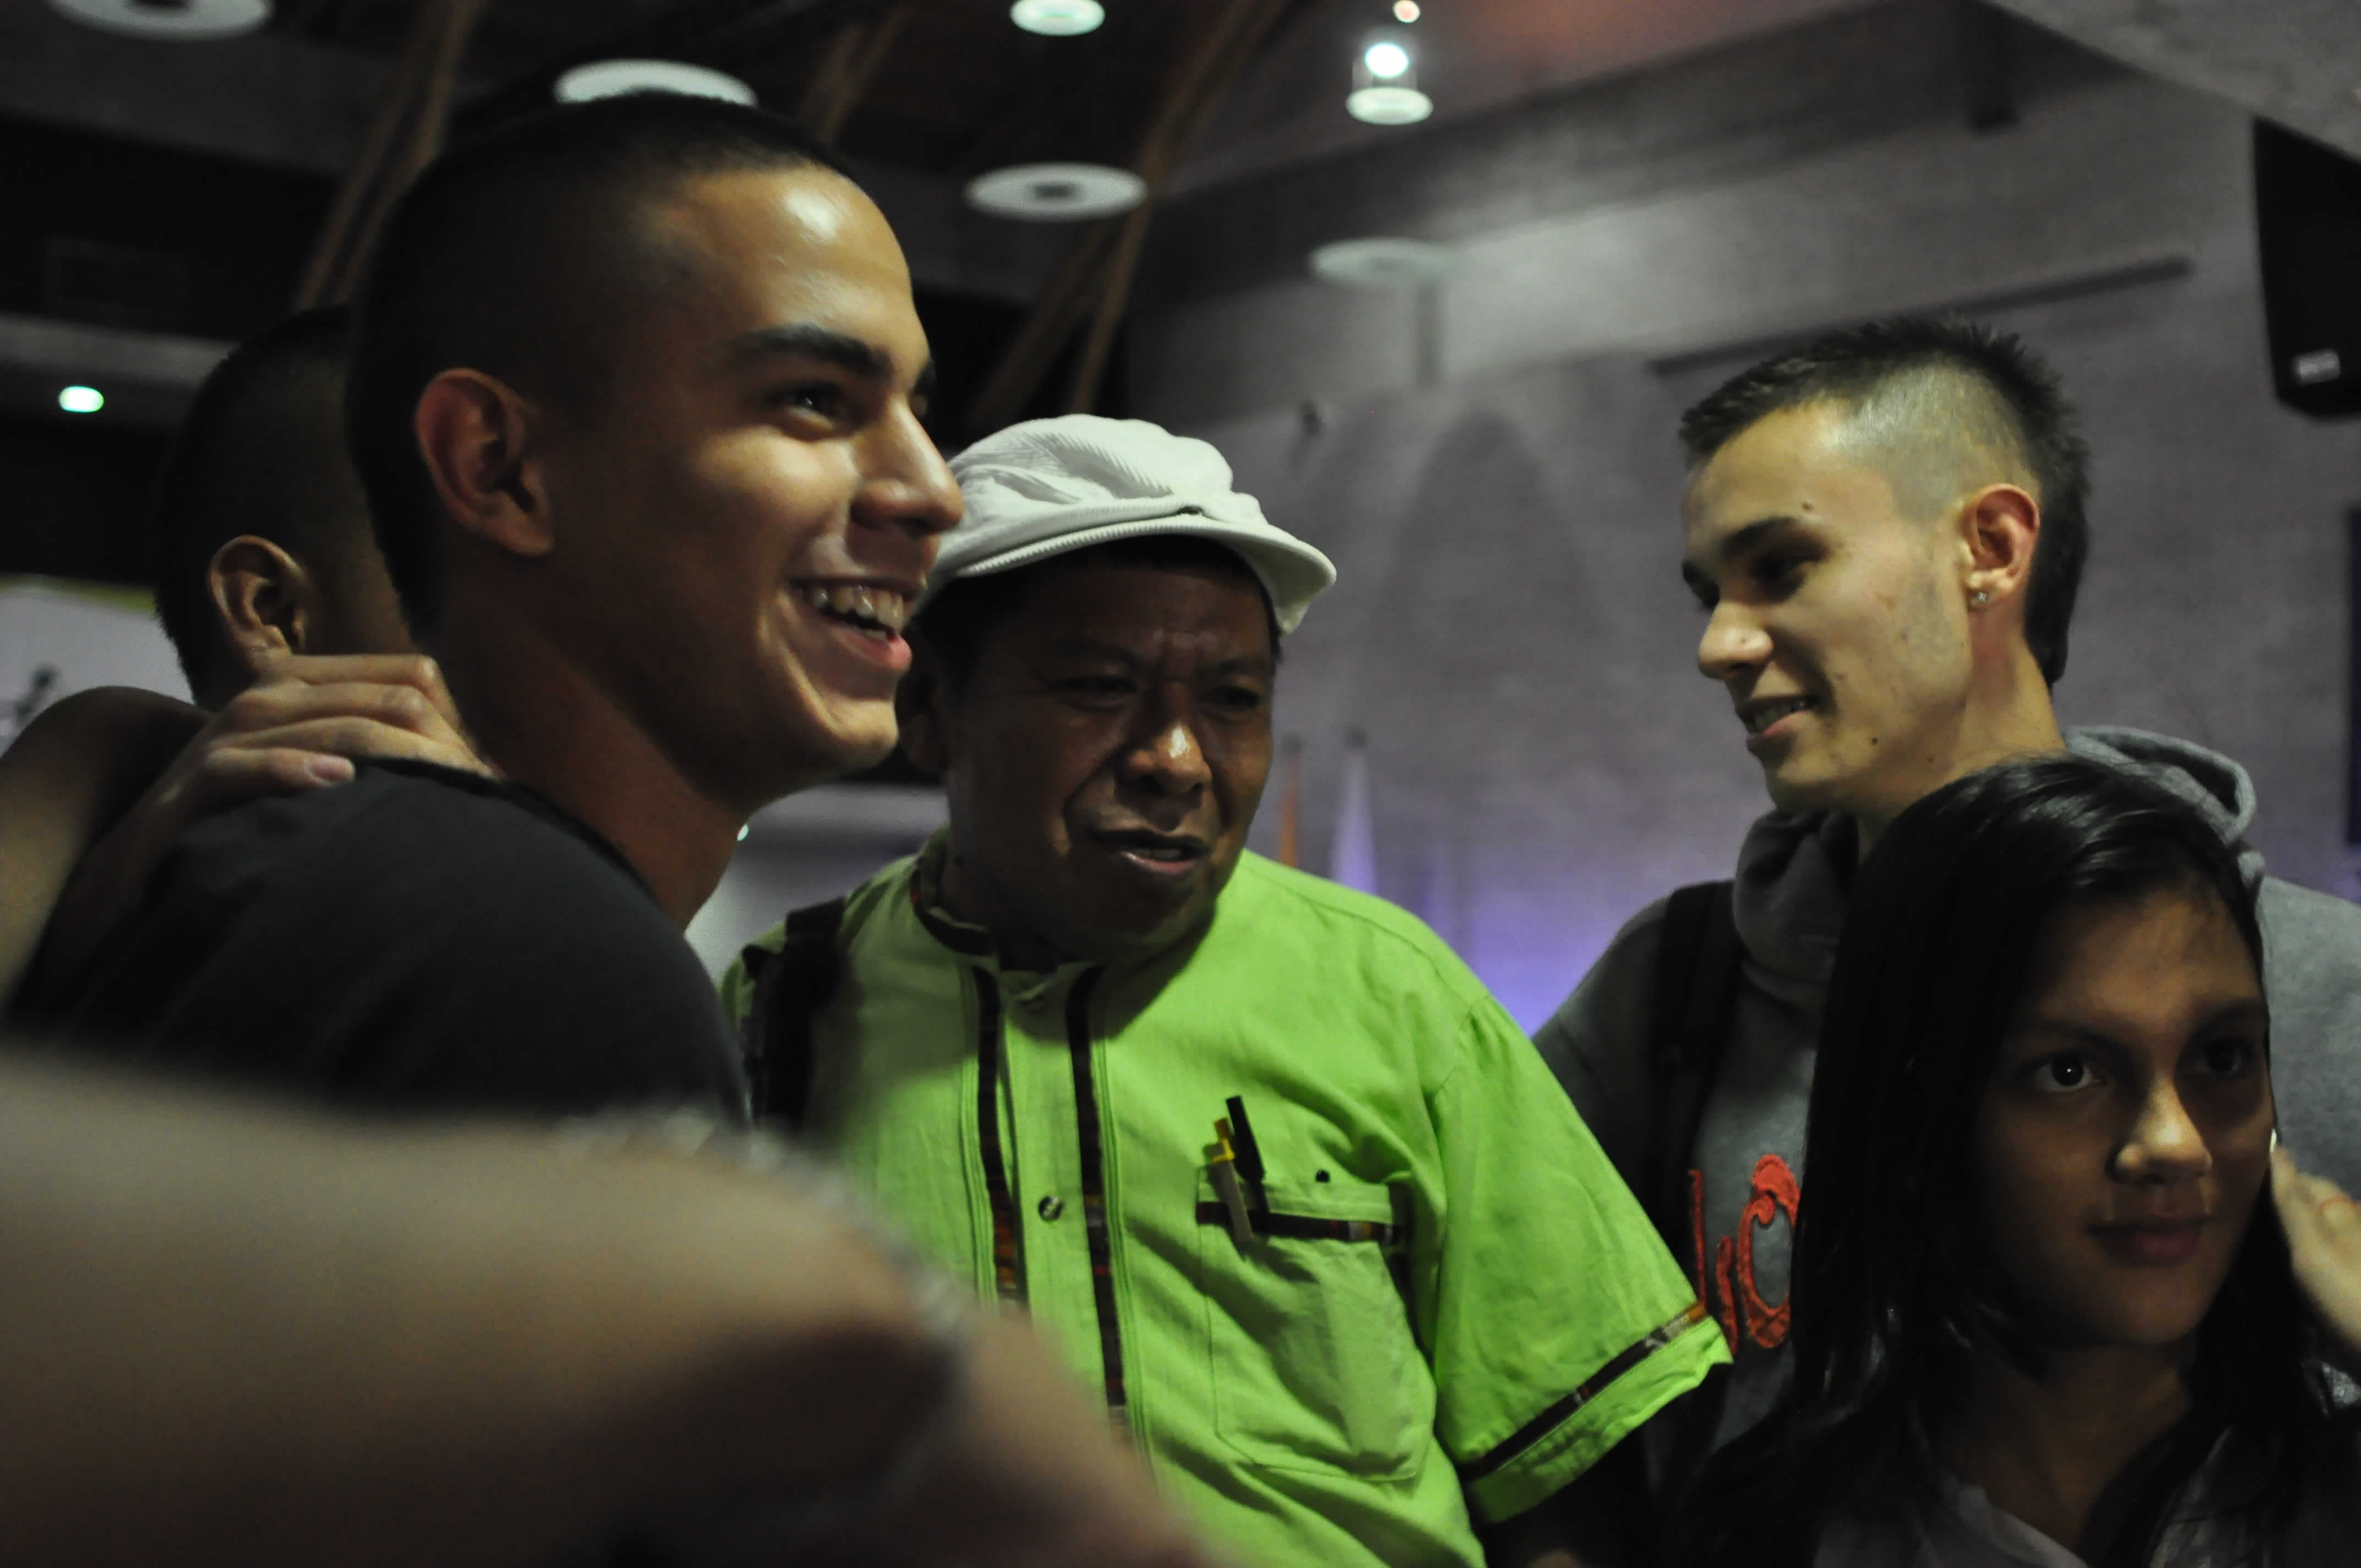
[928,414,1336,634]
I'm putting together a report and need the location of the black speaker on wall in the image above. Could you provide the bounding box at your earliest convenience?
[2255,119,2361,420]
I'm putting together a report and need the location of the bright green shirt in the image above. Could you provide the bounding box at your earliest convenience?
[723,842,1724,1567]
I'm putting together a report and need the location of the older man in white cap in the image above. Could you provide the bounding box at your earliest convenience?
[726,415,1724,1568]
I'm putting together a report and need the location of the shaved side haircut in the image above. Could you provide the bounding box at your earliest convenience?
[346,94,845,632]
[1679,316,2091,685]
[152,306,370,707]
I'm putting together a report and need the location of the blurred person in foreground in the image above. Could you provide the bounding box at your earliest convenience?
[0,1046,1213,1567]
[1675,758,2361,1566]
[725,415,1728,1568]
[1535,317,2361,1496]
[15,92,963,1118]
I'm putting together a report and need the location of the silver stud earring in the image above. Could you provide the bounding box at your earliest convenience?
[1971,590,1990,605]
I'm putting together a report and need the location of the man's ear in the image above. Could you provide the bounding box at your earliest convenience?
[895,642,953,778]
[1960,482,2040,607]
[208,536,327,673]
[412,369,556,560]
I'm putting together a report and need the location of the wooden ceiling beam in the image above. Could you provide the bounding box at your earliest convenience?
[1064,0,1291,413]
[796,4,908,146]
[293,0,488,308]
[967,0,1291,431]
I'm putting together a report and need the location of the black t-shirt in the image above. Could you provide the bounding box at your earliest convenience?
[25,759,745,1119]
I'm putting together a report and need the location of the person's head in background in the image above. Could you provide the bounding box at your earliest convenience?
[896,416,1332,971]
[346,92,961,824]
[1685,756,2341,1566]
[1678,317,2091,848]
[152,306,410,710]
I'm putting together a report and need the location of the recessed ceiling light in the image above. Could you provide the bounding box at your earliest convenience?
[1309,237,1458,288]
[1364,41,1411,79]
[57,385,105,414]
[1011,0,1104,37]
[50,0,270,39]
[1347,85,1433,126]
[554,59,756,105]
[1393,0,1420,20]
[966,162,1146,221]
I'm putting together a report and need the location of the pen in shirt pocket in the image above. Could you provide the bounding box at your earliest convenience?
[1209,1120,1255,1246]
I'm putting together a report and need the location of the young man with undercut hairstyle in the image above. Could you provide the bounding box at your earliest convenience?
[728,414,1727,1568]
[1535,315,2361,1496]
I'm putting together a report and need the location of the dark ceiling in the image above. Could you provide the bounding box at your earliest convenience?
[300,0,1236,176]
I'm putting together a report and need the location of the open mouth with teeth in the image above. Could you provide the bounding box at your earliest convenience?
[1742,695,1816,736]
[797,581,912,640]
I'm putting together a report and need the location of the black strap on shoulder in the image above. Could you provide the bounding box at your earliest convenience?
[740,896,847,1131]
[1643,880,1742,1257]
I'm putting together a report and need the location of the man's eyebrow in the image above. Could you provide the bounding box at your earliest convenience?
[1679,515,1800,595]
[727,323,893,379]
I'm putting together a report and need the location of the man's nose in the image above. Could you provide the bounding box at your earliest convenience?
[1120,709,1212,796]
[851,406,964,543]
[2113,1080,2214,1184]
[1697,600,1771,683]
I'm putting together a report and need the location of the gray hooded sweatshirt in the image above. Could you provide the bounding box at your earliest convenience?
[1533,727,2361,1476]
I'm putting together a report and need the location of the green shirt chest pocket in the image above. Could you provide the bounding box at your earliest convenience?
[1193,1172,1432,1479]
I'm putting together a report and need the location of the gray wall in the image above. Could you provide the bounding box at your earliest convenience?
[1131,4,2361,1027]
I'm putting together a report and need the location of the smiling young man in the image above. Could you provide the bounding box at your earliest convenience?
[726,415,1727,1568]
[26,95,960,1116]
[1533,315,2361,1498]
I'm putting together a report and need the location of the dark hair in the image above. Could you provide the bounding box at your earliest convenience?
[912,534,1282,688]
[151,306,366,705]
[1679,315,2091,686]
[346,94,844,631]
[1678,756,2340,1567]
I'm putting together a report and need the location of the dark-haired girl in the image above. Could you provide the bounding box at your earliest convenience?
[1678,755,2361,1566]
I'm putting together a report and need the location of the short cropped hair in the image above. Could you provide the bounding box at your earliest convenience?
[913,535,1282,692]
[152,306,364,703]
[346,94,845,631]
[1679,317,2091,686]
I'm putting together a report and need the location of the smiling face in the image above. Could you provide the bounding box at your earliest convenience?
[912,554,1276,970]
[1977,883,2273,1352]
[531,164,960,813]
[1682,401,1981,824]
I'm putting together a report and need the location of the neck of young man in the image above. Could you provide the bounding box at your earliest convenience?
[1850,648,2066,855]
[428,590,748,929]
[1946,1339,2194,1554]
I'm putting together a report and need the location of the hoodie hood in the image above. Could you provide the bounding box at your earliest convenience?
[1727,727,2267,997]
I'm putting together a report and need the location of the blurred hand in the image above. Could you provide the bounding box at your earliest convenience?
[39,656,489,987]
[888,1313,1226,1568]
[701,1311,1227,1568]
[2270,1145,2361,1364]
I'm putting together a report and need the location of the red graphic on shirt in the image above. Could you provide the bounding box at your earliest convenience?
[1687,1155,1801,1354]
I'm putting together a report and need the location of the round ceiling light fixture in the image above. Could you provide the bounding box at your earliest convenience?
[57,384,106,415]
[1010,0,1103,36]
[554,59,756,105]
[1348,31,1431,126]
[49,0,270,39]
[1393,0,1420,20]
[1347,84,1433,126]
[1308,237,1459,289]
[966,162,1145,222]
